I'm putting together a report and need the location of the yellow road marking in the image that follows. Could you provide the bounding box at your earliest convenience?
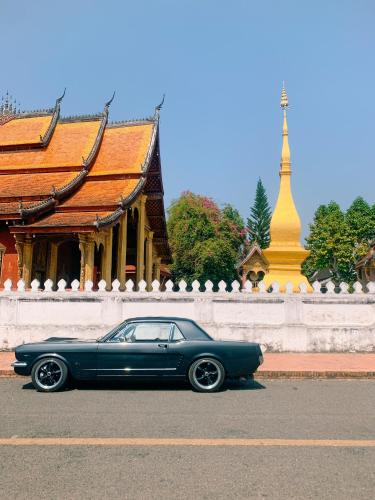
[0,438,374,447]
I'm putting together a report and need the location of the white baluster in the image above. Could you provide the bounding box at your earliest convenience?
[231,280,240,293]
[258,280,266,293]
[353,281,363,294]
[285,282,294,294]
[204,280,213,292]
[112,279,120,292]
[98,279,107,292]
[243,280,253,293]
[271,281,280,293]
[17,279,25,292]
[30,279,40,292]
[71,279,80,291]
[178,280,187,292]
[125,279,134,292]
[58,279,67,292]
[299,282,308,294]
[138,280,147,292]
[44,279,53,292]
[367,281,375,294]
[3,279,12,292]
[326,281,335,294]
[165,279,174,292]
[312,281,321,294]
[191,280,200,292]
[151,279,160,292]
[218,280,227,293]
[84,280,93,292]
[339,282,349,294]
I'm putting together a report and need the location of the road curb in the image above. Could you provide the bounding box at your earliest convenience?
[255,371,375,379]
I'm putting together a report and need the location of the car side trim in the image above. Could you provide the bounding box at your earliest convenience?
[83,368,177,371]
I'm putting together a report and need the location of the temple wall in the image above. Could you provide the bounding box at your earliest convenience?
[0,283,374,352]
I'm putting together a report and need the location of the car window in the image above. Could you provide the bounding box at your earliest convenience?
[171,325,185,342]
[108,322,172,343]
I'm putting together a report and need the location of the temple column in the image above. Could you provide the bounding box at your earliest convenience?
[146,231,153,291]
[117,212,128,290]
[153,257,161,282]
[136,195,147,288]
[47,242,58,288]
[22,235,34,288]
[102,228,113,290]
[79,234,95,289]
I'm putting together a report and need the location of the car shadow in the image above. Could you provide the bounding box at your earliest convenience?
[22,378,266,392]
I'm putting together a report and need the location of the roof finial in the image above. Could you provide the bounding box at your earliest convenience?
[105,91,116,109]
[154,94,165,119]
[56,88,66,104]
[280,82,288,109]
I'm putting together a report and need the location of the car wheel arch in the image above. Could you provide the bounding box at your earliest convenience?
[188,353,227,375]
[32,353,72,373]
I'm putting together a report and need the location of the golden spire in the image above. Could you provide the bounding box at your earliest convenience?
[262,84,311,292]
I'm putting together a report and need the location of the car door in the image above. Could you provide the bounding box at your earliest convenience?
[97,321,175,378]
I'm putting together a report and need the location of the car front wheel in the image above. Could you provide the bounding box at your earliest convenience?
[188,358,225,392]
[31,357,68,392]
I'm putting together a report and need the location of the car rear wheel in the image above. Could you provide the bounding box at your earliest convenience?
[31,358,68,392]
[188,358,225,392]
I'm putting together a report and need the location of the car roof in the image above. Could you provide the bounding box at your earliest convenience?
[125,317,195,323]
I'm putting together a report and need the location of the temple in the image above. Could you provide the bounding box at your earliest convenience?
[0,91,171,290]
[263,85,311,292]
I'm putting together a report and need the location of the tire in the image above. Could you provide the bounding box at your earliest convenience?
[31,357,68,393]
[188,358,225,393]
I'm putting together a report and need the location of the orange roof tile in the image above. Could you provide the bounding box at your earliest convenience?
[0,172,77,199]
[0,115,53,147]
[0,120,101,171]
[25,211,111,228]
[60,179,139,209]
[89,123,154,176]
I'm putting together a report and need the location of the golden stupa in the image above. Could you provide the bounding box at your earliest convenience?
[263,85,311,292]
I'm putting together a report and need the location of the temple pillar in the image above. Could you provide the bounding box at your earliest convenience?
[136,195,147,288]
[102,228,113,290]
[47,242,58,287]
[22,235,34,288]
[79,234,95,289]
[117,212,128,290]
[154,257,161,282]
[146,231,153,291]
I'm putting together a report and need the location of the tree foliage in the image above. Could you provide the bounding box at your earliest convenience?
[303,197,375,284]
[167,192,246,285]
[247,178,272,249]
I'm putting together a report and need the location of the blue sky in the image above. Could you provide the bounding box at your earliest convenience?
[1,0,374,238]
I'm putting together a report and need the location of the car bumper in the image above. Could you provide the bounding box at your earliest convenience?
[11,361,30,376]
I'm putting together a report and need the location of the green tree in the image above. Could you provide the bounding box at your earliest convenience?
[247,178,272,249]
[303,202,356,284]
[167,192,246,285]
[345,197,375,259]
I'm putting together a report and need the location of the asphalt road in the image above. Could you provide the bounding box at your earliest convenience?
[0,378,374,499]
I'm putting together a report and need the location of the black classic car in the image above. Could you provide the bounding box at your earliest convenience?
[12,317,263,393]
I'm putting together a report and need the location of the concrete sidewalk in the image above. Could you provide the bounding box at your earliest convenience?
[1,351,374,378]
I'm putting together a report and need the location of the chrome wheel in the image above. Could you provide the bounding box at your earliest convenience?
[31,358,68,392]
[189,358,225,392]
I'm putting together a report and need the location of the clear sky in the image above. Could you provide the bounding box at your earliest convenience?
[1,0,374,238]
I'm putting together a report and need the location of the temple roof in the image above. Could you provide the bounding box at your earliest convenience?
[0,94,170,261]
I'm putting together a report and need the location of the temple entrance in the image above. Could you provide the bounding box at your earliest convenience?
[57,240,80,288]
[32,239,49,286]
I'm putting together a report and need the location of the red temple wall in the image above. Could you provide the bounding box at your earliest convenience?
[0,227,18,287]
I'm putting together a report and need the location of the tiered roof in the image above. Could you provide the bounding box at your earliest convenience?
[0,92,170,261]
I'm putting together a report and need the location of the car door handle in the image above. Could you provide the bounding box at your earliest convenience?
[158,344,168,349]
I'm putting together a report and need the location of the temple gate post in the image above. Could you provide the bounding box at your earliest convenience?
[117,211,128,290]
[145,231,153,291]
[102,228,113,290]
[22,235,34,288]
[47,242,58,287]
[136,195,147,288]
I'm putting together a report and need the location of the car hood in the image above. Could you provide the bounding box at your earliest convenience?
[18,337,98,348]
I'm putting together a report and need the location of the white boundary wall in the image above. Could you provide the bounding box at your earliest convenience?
[0,278,374,352]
